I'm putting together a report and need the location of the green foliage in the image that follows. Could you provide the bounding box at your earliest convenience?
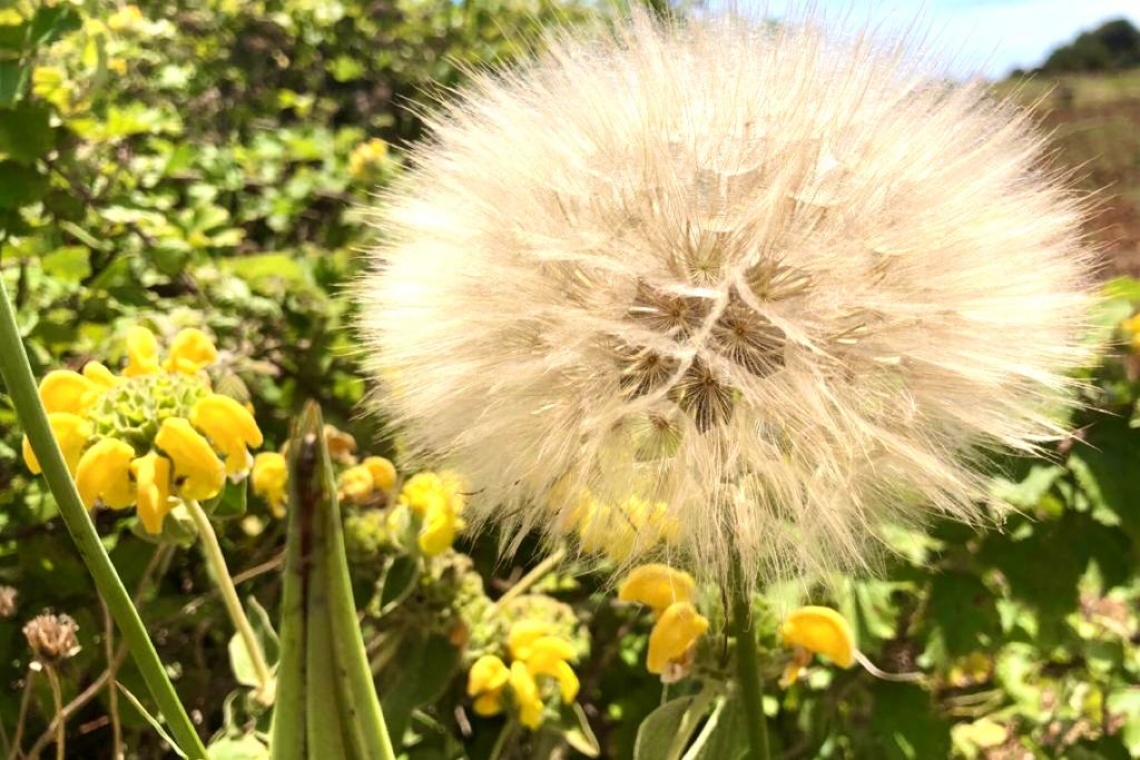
[1,2,1139,758]
[1039,18,1140,75]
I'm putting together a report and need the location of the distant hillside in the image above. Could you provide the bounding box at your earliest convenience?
[995,70,1140,276]
[1036,18,1140,75]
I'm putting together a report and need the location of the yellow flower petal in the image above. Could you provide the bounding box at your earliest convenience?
[647,602,709,675]
[338,464,375,504]
[472,690,504,717]
[131,452,173,534]
[508,621,554,662]
[780,606,856,669]
[123,326,161,377]
[82,361,121,390]
[75,438,136,510]
[467,655,510,696]
[418,505,461,556]
[163,328,218,374]
[526,649,580,704]
[509,661,544,730]
[363,456,396,493]
[189,394,263,477]
[38,370,98,415]
[22,413,92,475]
[252,452,288,517]
[155,418,225,501]
[528,636,577,664]
[618,564,696,614]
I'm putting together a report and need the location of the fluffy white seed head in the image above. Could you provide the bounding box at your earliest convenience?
[358,13,1095,590]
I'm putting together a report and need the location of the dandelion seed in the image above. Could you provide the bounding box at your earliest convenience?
[359,13,1095,589]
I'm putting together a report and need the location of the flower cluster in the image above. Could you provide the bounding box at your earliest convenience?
[348,138,390,181]
[556,492,679,564]
[467,620,580,729]
[339,456,397,506]
[778,606,857,687]
[388,471,466,557]
[22,327,262,534]
[618,565,709,682]
[1122,313,1140,353]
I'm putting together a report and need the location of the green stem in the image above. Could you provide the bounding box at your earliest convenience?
[490,547,567,613]
[729,571,770,760]
[0,279,208,759]
[186,500,275,706]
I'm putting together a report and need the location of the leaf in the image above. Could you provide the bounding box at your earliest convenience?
[633,694,712,760]
[378,632,461,744]
[864,682,951,760]
[0,101,53,163]
[560,703,601,758]
[116,681,190,760]
[688,697,748,760]
[0,161,46,209]
[207,734,271,760]
[378,554,419,614]
[923,572,1001,661]
[0,62,27,108]
[28,5,80,48]
[228,596,279,689]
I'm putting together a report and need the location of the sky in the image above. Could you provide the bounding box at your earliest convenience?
[756,0,1140,79]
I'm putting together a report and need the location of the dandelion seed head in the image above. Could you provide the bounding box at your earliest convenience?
[359,13,1096,589]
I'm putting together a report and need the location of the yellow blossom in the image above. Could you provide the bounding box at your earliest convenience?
[363,456,396,492]
[507,621,554,661]
[38,370,98,415]
[418,505,461,556]
[647,602,709,675]
[339,464,375,504]
[467,654,510,714]
[22,413,92,475]
[107,4,142,32]
[399,471,464,515]
[123,326,161,377]
[348,138,389,179]
[131,452,173,534]
[190,394,263,476]
[252,452,288,517]
[81,361,121,390]
[619,564,696,615]
[164,328,218,374]
[780,606,856,668]
[75,438,136,510]
[155,418,225,501]
[1123,313,1140,352]
[509,661,545,729]
[525,640,580,703]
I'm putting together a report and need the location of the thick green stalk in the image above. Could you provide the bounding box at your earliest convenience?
[729,568,771,760]
[0,278,208,758]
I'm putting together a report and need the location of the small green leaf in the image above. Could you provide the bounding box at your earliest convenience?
[634,694,709,760]
[116,681,190,760]
[207,733,271,760]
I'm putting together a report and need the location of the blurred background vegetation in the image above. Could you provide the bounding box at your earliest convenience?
[0,2,1138,758]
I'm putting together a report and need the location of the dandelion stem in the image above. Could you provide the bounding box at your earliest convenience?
[44,665,65,760]
[186,499,276,705]
[729,573,771,760]
[0,278,207,759]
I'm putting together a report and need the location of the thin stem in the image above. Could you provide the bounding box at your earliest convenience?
[491,547,567,613]
[100,598,123,760]
[0,279,207,759]
[7,671,35,760]
[186,499,275,705]
[43,666,64,760]
[729,574,771,760]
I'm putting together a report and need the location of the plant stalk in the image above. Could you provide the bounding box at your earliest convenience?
[0,278,207,759]
[729,569,771,760]
[186,499,275,706]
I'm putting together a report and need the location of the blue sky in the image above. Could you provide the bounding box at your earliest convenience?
[758,0,1140,79]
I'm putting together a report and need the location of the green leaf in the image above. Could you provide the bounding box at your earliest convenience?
[378,632,461,744]
[633,694,711,760]
[207,734,271,760]
[378,554,420,614]
[0,101,53,163]
[923,572,1001,661]
[0,62,29,107]
[28,5,80,48]
[229,596,279,689]
[560,703,601,758]
[689,697,748,760]
[0,161,46,208]
[116,681,190,760]
[39,246,91,283]
[863,682,951,760]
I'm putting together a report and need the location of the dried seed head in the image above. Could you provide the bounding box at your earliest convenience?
[0,586,17,619]
[359,14,1095,590]
[23,612,80,666]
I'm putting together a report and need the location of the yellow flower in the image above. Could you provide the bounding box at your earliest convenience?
[339,464,375,504]
[123,326,161,377]
[619,564,696,615]
[37,370,98,415]
[363,456,396,493]
[399,471,464,515]
[468,654,510,716]
[1123,313,1140,352]
[75,438,136,510]
[525,640,580,704]
[252,452,288,517]
[418,504,461,556]
[647,602,709,676]
[155,418,225,501]
[780,606,856,667]
[189,394,263,477]
[131,452,173,534]
[348,138,389,179]
[107,4,142,32]
[81,361,121,390]
[507,621,553,661]
[779,606,856,686]
[164,328,219,374]
[509,661,545,729]
[22,413,92,475]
